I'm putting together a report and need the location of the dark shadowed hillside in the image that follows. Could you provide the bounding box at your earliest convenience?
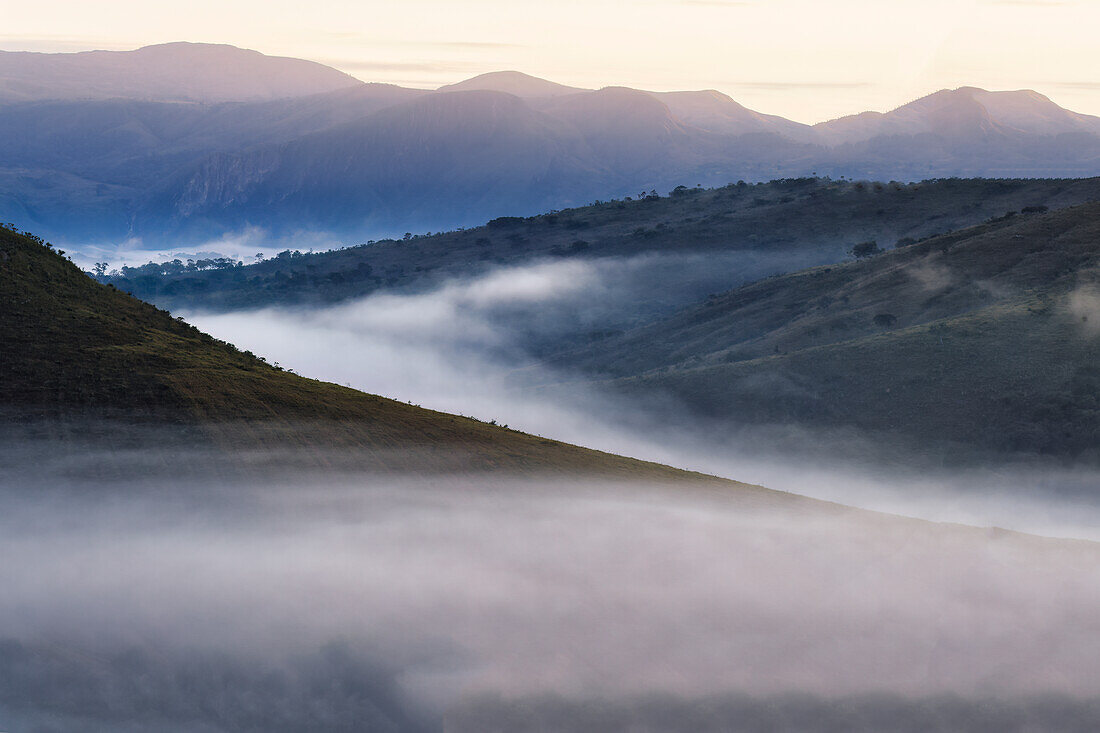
[0,224,743,482]
[547,203,1100,461]
[108,177,1100,318]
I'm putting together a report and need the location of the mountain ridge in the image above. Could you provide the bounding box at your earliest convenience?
[437,70,588,98]
[815,86,1100,144]
[106,177,1100,314]
[3,42,1100,244]
[0,42,363,103]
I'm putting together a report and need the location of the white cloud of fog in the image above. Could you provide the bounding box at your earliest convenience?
[184,257,1100,541]
[184,258,682,441]
[2,461,1100,732]
[907,257,957,292]
[63,226,349,271]
[1067,284,1100,337]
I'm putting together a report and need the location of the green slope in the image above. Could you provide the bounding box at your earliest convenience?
[549,203,1100,460]
[0,224,740,481]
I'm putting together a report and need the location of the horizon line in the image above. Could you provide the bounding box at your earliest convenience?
[1,40,1095,126]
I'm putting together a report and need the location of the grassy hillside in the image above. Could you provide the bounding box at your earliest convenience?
[548,203,1100,460]
[0,224,739,481]
[107,177,1100,312]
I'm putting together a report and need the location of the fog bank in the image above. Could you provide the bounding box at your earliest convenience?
[185,258,1100,540]
[3,446,1100,732]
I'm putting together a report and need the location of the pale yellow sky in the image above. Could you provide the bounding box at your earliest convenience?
[3,0,1097,123]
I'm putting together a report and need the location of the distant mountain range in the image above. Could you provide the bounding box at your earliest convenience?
[0,42,362,103]
[2,42,1100,246]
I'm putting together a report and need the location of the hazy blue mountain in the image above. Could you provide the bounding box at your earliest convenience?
[1,43,1100,246]
[654,89,816,141]
[0,42,363,103]
[815,87,1100,144]
[810,87,1100,180]
[437,70,588,98]
[139,90,607,238]
[0,83,429,239]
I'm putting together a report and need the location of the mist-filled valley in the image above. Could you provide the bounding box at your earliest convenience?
[181,250,1100,541]
[5,434,1100,732]
[6,21,1100,732]
[7,173,1100,730]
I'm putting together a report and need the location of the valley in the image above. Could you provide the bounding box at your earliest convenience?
[5,25,1100,733]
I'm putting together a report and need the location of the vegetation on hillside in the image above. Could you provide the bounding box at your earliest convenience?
[548,203,1100,460]
[106,177,1100,312]
[0,224,732,480]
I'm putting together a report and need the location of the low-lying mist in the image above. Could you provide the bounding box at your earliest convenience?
[64,227,346,272]
[4,439,1100,732]
[184,257,1100,540]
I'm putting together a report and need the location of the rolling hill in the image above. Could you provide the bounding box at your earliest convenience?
[546,203,1100,461]
[0,223,743,481]
[108,177,1100,318]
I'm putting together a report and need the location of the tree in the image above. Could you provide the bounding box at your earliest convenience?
[850,240,882,259]
[92,262,108,277]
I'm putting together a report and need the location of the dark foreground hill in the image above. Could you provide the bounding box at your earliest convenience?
[547,203,1100,461]
[0,224,741,482]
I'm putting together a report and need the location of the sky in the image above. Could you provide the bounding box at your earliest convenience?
[2,0,1098,123]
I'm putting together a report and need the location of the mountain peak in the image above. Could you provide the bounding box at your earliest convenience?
[816,85,1100,142]
[653,88,814,139]
[437,71,588,98]
[0,42,363,103]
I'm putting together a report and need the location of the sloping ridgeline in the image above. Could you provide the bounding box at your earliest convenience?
[108,177,1100,314]
[550,203,1100,462]
[0,224,742,483]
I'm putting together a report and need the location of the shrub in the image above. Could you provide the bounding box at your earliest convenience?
[850,240,883,259]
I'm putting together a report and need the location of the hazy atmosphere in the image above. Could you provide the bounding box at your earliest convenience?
[5,444,1100,731]
[185,256,1100,541]
[5,0,1100,122]
[4,1,1100,731]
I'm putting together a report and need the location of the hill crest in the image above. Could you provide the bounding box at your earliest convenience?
[0,223,734,482]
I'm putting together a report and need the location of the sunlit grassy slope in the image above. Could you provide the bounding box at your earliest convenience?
[556,203,1100,460]
[0,224,735,481]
